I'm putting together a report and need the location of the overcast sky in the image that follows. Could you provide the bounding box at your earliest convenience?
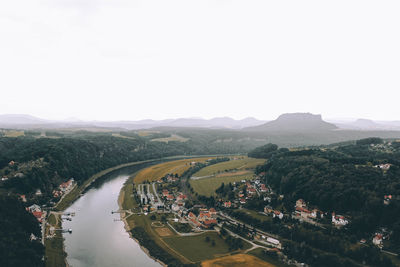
[0,0,399,121]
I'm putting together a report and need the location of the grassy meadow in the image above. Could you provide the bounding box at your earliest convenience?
[190,173,254,196]
[163,232,243,262]
[192,157,265,177]
[133,157,214,183]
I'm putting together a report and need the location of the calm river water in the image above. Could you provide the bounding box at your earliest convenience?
[63,165,161,267]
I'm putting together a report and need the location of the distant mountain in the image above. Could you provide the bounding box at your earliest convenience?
[354,119,379,128]
[245,113,337,132]
[333,118,400,131]
[0,114,266,130]
[0,114,48,125]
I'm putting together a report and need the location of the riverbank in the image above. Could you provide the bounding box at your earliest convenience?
[46,159,163,267]
[118,182,167,267]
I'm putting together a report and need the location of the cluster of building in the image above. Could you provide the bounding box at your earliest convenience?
[292,199,349,227]
[187,208,217,229]
[52,178,75,198]
[264,206,284,220]
[331,212,349,226]
[222,176,271,207]
[26,204,46,223]
[293,199,323,221]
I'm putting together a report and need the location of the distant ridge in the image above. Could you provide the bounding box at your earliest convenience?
[0,114,266,130]
[0,114,48,125]
[244,113,338,132]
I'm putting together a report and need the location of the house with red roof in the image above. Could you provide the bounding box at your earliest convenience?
[209,208,217,217]
[32,211,44,222]
[19,195,27,202]
[247,187,256,195]
[203,219,217,228]
[259,184,268,193]
[198,212,211,222]
[373,233,383,248]
[224,201,232,208]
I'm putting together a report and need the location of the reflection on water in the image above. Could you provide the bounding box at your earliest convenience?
[63,167,161,267]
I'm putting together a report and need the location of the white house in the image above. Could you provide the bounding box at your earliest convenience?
[332,212,349,226]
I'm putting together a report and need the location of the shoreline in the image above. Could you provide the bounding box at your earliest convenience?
[118,183,167,267]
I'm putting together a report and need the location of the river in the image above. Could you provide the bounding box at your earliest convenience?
[62,166,161,267]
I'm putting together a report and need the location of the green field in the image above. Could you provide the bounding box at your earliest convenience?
[241,209,272,222]
[190,173,254,196]
[192,157,265,177]
[45,213,66,267]
[163,232,245,262]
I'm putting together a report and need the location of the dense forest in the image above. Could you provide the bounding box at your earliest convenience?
[0,196,44,267]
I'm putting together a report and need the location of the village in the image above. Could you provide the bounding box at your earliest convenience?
[21,177,76,243]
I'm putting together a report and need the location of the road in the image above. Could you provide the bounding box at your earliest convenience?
[152,183,162,204]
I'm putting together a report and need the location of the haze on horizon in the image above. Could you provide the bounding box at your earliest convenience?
[1,0,399,122]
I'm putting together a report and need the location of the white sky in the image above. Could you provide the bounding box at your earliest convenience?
[0,0,399,121]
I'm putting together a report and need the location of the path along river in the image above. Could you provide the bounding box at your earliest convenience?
[62,164,161,267]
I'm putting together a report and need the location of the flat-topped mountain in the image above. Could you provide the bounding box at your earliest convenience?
[244,113,338,132]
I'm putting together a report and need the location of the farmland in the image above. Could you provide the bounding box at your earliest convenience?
[190,173,254,196]
[2,130,25,137]
[133,157,214,183]
[192,157,265,178]
[189,157,264,196]
[163,232,239,262]
[201,253,277,267]
[151,134,189,143]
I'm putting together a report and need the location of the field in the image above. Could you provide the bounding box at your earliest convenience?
[190,173,254,196]
[163,232,237,262]
[45,213,66,267]
[151,134,189,143]
[247,248,291,267]
[241,209,272,223]
[111,133,136,139]
[192,157,265,178]
[137,130,160,136]
[155,227,174,237]
[133,157,214,183]
[3,130,25,137]
[202,254,277,267]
